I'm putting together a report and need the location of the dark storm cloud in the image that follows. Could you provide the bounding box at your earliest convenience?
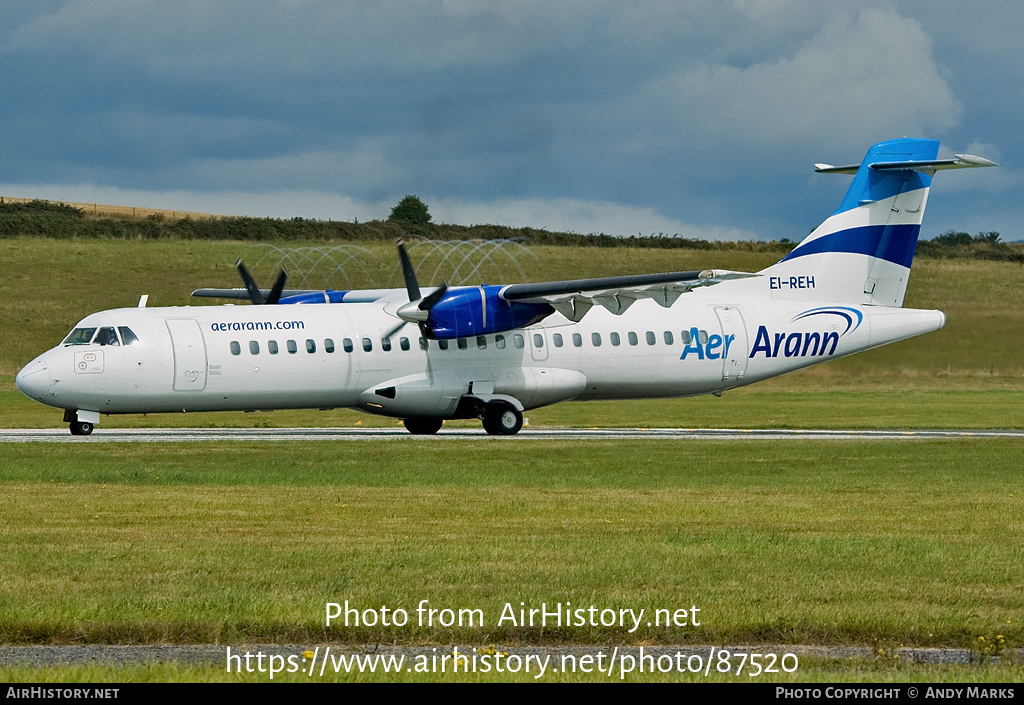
[0,1,1020,237]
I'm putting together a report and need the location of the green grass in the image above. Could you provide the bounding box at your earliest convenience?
[1,440,1021,647]
[4,238,1024,379]
[4,238,1024,433]
[3,237,1023,683]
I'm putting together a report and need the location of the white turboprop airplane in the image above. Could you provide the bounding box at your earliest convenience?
[16,138,995,436]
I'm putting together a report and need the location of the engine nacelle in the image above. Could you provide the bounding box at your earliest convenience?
[279,290,349,304]
[425,286,551,339]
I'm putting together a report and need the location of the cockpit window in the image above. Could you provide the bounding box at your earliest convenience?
[118,327,139,346]
[94,327,120,346]
[63,325,140,346]
[63,327,97,346]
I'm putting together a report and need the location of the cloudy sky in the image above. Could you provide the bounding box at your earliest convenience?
[0,1,1020,239]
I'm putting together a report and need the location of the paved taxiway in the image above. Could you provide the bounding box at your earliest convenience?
[0,644,1019,667]
[2,427,1023,442]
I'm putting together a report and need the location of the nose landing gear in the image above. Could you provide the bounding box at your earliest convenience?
[64,410,98,436]
[70,421,94,436]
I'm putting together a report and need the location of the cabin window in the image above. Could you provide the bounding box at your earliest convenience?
[361,337,372,352]
[646,331,656,346]
[419,337,428,351]
[680,330,692,345]
[381,337,392,352]
[553,333,563,347]
[325,339,335,353]
[249,340,260,355]
[591,332,602,347]
[477,335,487,349]
[495,335,506,349]
[438,339,449,350]
[533,333,544,348]
[628,332,638,346]
[93,327,119,346]
[513,334,524,349]
[230,341,241,356]
[343,338,354,353]
[664,331,674,345]
[306,339,317,353]
[400,337,411,351]
[572,333,582,347]
[118,327,140,346]
[699,329,709,345]
[457,338,468,350]
[610,332,620,346]
[63,327,97,346]
[268,340,279,355]
[287,340,297,354]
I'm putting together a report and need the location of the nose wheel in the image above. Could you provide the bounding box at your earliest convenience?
[70,421,94,436]
[482,401,523,436]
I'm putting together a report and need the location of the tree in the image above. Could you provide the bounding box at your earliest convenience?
[388,195,432,226]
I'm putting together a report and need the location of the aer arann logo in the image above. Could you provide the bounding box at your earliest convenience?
[749,306,863,359]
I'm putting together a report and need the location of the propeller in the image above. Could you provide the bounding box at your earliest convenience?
[386,240,449,339]
[236,259,288,305]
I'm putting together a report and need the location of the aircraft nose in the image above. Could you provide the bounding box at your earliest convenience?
[15,358,51,402]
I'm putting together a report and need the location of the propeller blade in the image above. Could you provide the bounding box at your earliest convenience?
[383,320,409,340]
[418,282,449,311]
[265,267,288,305]
[235,259,265,305]
[397,240,421,301]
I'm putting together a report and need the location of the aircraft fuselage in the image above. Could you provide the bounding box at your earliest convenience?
[16,286,945,424]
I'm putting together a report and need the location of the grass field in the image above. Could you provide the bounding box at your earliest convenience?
[3,238,1024,431]
[2,237,1023,682]
[2,440,1021,649]
[4,237,1024,379]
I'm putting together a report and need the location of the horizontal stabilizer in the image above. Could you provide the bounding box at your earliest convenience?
[815,153,997,175]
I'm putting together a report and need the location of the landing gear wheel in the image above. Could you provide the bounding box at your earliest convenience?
[403,418,443,435]
[70,421,94,436]
[482,402,523,436]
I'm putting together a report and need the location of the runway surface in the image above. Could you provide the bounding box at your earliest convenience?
[0,643,1015,667]
[2,427,1023,442]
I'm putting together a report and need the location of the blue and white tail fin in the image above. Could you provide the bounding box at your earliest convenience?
[761,138,995,307]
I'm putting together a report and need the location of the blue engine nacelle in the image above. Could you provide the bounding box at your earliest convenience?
[278,290,350,304]
[425,286,552,339]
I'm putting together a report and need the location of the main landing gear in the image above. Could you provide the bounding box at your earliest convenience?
[402,400,525,437]
[403,418,444,435]
[481,401,523,436]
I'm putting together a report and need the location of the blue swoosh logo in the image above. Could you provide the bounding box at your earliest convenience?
[791,306,863,336]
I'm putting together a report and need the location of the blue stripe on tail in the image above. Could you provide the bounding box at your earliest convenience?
[780,223,920,268]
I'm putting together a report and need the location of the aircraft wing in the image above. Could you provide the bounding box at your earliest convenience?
[192,288,314,300]
[500,269,757,321]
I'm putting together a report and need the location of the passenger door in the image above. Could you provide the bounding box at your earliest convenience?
[714,306,748,381]
[166,318,208,391]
